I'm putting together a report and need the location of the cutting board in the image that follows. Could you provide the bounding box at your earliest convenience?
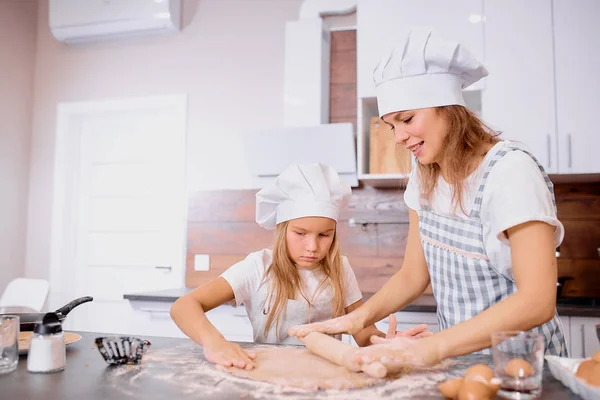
[369,117,412,174]
[18,331,82,355]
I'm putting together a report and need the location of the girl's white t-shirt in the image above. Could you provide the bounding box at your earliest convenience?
[221,248,363,315]
[404,141,564,280]
[221,249,362,344]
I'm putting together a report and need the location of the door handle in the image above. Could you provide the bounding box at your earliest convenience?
[567,134,572,169]
[139,309,172,320]
[546,134,551,168]
[155,265,172,271]
[580,324,586,358]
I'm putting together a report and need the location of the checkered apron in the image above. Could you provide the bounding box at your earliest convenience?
[419,144,568,356]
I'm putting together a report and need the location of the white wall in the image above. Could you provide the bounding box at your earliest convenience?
[0,0,38,294]
[25,0,303,281]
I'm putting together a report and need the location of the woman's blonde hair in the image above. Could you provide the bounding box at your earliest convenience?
[417,105,500,215]
[263,221,346,337]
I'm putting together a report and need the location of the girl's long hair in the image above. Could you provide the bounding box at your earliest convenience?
[417,105,500,215]
[263,221,346,337]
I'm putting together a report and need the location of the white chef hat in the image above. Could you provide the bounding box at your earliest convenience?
[255,163,351,230]
[373,26,488,117]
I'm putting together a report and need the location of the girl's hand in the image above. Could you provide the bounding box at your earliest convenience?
[386,314,434,339]
[203,337,257,370]
[288,313,364,338]
[346,335,442,374]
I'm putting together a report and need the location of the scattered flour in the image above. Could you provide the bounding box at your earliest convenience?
[104,344,478,399]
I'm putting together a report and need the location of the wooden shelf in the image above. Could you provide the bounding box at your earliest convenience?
[357,97,413,187]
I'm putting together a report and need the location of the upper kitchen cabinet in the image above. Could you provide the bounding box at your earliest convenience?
[356,0,485,99]
[553,0,600,174]
[482,0,557,173]
[483,0,600,175]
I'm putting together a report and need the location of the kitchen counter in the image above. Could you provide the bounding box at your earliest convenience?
[124,287,193,302]
[123,289,441,313]
[1,331,582,400]
[124,288,600,318]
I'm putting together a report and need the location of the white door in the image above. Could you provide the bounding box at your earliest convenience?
[357,0,484,98]
[49,95,187,333]
[554,0,600,174]
[482,0,557,172]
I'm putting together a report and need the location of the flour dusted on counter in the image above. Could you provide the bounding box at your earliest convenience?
[104,344,468,400]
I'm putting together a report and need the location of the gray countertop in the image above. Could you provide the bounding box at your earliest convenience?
[124,288,600,318]
[1,331,582,399]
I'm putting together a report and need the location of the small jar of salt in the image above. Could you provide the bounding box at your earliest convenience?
[27,312,66,374]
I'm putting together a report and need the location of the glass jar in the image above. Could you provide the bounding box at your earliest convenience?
[27,313,66,374]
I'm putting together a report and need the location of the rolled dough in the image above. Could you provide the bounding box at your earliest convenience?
[220,345,386,390]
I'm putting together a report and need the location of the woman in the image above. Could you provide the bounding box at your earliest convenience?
[289,27,567,371]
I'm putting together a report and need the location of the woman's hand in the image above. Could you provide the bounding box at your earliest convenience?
[288,312,365,338]
[203,337,257,370]
[386,314,434,339]
[345,335,442,374]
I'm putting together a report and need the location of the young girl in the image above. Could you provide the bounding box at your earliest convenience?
[171,163,425,370]
[289,27,568,371]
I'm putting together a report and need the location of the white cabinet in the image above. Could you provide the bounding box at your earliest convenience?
[205,305,254,343]
[283,18,331,127]
[553,0,600,174]
[483,0,600,175]
[569,317,600,359]
[482,0,557,172]
[357,0,484,99]
[130,302,187,338]
[128,300,253,343]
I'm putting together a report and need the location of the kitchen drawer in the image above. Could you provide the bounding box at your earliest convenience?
[129,300,253,341]
[129,299,188,338]
[205,305,253,343]
[131,307,188,338]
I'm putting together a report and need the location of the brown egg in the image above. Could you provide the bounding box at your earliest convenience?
[458,378,494,400]
[505,358,534,378]
[486,377,502,396]
[576,360,597,382]
[587,362,600,387]
[592,350,600,363]
[438,377,464,399]
[465,364,495,381]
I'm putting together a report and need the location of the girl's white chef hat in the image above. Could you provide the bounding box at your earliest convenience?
[255,163,351,230]
[373,26,488,117]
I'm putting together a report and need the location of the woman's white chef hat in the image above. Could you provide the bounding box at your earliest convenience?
[255,163,351,230]
[373,26,488,117]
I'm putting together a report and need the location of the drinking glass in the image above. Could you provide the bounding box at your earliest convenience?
[0,315,20,374]
[492,331,544,399]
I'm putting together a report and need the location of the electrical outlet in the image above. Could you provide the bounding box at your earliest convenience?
[194,254,210,271]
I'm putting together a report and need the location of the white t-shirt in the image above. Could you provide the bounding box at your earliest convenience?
[404,141,564,279]
[220,249,363,343]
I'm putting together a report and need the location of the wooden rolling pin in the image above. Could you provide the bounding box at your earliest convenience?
[300,332,387,379]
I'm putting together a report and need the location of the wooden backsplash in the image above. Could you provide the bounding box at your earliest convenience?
[187,187,411,295]
[186,30,600,298]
